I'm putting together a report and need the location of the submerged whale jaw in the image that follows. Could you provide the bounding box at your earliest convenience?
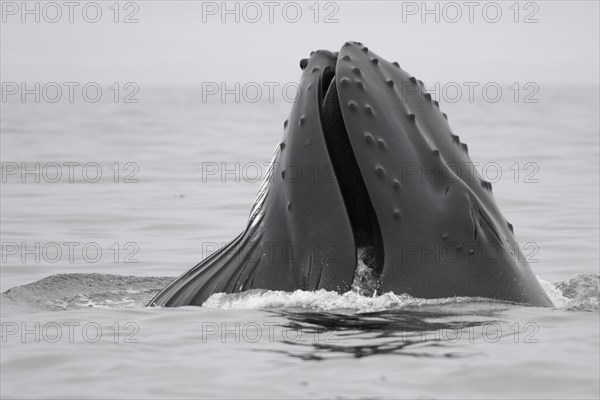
[148,42,553,308]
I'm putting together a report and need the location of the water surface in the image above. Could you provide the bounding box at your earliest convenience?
[1,87,598,399]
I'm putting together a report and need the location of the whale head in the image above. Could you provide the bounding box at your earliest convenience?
[149,42,552,307]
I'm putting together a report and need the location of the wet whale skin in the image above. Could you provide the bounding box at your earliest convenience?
[148,42,552,307]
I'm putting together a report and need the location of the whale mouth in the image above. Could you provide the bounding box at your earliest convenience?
[147,43,554,308]
[318,65,384,295]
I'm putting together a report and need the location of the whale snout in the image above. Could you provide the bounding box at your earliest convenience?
[148,42,553,308]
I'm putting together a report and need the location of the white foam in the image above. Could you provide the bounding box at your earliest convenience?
[204,275,599,312]
[537,276,571,308]
[203,288,494,312]
[350,247,378,296]
[542,274,600,312]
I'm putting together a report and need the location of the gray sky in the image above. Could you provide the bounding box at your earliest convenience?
[1,1,599,85]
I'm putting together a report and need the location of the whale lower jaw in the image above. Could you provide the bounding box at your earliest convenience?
[148,42,553,308]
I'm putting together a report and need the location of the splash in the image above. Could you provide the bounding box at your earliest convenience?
[2,273,598,312]
[204,274,600,312]
[203,289,498,313]
[350,247,378,296]
[551,274,599,312]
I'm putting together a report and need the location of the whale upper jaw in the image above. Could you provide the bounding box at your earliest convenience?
[148,42,553,308]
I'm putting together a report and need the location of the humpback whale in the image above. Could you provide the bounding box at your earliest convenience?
[149,42,552,307]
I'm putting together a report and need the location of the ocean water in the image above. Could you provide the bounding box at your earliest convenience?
[1,86,599,399]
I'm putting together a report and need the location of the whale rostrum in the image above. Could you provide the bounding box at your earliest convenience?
[149,42,552,307]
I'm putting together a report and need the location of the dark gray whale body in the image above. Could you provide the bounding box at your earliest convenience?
[149,42,552,307]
